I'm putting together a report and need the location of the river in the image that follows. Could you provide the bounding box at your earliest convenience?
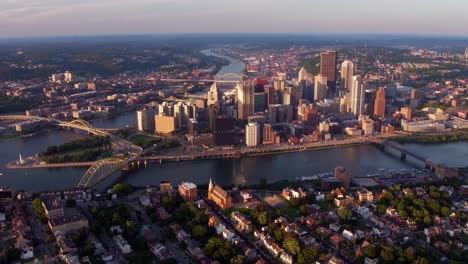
[1,52,468,191]
[0,111,136,192]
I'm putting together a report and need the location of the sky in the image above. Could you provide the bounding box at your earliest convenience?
[1,0,467,38]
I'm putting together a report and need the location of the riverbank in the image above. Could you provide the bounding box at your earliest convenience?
[7,161,95,169]
[390,132,468,144]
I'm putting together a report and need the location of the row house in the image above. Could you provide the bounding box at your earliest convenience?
[231,211,252,233]
[282,187,307,200]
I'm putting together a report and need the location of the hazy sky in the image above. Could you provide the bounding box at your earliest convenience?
[1,0,467,37]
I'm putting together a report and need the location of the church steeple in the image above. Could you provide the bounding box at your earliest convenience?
[208,178,213,193]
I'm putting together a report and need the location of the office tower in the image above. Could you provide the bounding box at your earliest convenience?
[401,107,413,120]
[237,81,254,120]
[299,80,313,101]
[340,60,354,91]
[374,87,386,118]
[268,104,293,123]
[178,182,198,201]
[364,89,376,116]
[298,67,313,84]
[320,51,338,94]
[314,74,328,102]
[465,47,468,60]
[187,118,198,136]
[158,102,169,116]
[264,85,275,106]
[282,91,292,105]
[298,103,320,127]
[410,89,425,109]
[385,84,398,99]
[213,116,235,146]
[137,108,155,132]
[254,83,266,113]
[208,104,222,131]
[245,122,260,147]
[339,95,349,113]
[173,102,184,129]
[262,124,276,145]
[335,166,351,189]
[350,75,365,116]
[207,82,220,106]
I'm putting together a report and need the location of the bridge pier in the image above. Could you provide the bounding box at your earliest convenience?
[400,152,407,161]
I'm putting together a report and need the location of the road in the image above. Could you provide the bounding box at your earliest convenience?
[201,196,275,264]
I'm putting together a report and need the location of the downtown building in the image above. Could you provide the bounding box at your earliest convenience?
[137,108,155,132]
[320,51,338,94]
[314,74,328,102]
[245,122,260,147]
[374,87,386,118]
[237,81,255,120]
[340,60,354,91]
[350,75,365,117]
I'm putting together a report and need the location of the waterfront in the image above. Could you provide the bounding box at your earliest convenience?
[1,54,468,192]
[0,111,136,192]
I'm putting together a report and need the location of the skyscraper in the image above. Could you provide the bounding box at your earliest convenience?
[320,51,337,94]
[314,74,328,102]
[207,82,220,106]
[298,66,313,84]
[254,83,266,113]
[137,108,155,132]
[245,122,260,147]
[364,89,376,116]
[340,60,354,91]
[374,87,386,118]
[350,75,365,116]
[465,46,468,60]
[237,81,254,120]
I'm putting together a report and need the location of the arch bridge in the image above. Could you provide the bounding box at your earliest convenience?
[77,158,125,188]
[57,119,110,136]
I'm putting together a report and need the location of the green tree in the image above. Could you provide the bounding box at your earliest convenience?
[283,237,300,256]
[365,245,376,258]
[290,198,301,207]
[257,211,269,225]
[404,246,416,262]
[298,247,317,264]
[192,225,208,241]
[32,198,47,222]
[230,254,246,264]
[299,205,308,216]
[381,246,395,263]
[414,257,429,264]
[440,207,450,217]
[338,207,352,221]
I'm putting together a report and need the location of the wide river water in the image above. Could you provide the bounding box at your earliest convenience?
[1,50,467,192]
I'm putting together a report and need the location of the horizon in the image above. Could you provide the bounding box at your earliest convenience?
[2,0,468,38]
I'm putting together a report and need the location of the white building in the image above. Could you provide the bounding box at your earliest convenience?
[207,82,220,106]
[350,75,365,116]
[340,60,354,91]
[245,122,260,147]
[362,119,374,135]
[314,74,328,102]
[137,108,155,132]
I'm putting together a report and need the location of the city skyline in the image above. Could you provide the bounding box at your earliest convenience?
[2,0,468,38]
